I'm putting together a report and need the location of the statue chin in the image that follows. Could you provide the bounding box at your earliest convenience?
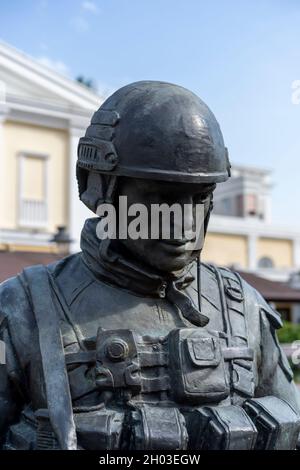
[120,238,195,274]
[144,253,191,274]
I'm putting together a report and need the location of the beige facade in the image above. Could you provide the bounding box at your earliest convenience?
[202,231,296,272]
[256,238,293,269]
[2,121,69,233]
[202,233,248,268]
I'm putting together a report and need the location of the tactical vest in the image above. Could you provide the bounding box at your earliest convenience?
[4,265,300,451]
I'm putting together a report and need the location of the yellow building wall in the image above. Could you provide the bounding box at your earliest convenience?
[257,238,293,268]
[202,232,248,268]
[1,121,69,233]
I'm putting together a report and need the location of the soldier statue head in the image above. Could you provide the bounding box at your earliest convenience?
[76,81,231,273]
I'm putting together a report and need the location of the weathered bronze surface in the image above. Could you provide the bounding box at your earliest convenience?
[0,81,299,450]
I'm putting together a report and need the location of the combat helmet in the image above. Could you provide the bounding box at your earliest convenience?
[77,80,231,202]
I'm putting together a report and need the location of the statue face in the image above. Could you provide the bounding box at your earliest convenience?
[116,177,214,274]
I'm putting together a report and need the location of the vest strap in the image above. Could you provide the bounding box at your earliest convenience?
[21,265,77,450]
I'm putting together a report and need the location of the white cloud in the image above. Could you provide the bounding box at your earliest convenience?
[70,16,89,33]
[37,56,70,76]
[82,1,99,14]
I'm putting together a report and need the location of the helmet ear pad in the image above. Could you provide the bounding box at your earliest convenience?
[77,167,118,213]
[80,172,104,213]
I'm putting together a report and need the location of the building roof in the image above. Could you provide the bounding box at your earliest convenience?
[0,251,62,283]
[0,40,102,113]
[238,270,300,302]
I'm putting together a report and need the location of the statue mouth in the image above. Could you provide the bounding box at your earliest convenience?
[158,239,195,254]
[160,238,195,246]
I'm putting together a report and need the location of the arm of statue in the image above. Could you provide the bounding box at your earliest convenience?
[0,277,31,448]
[256,295,300,415]
[0,316,25,447]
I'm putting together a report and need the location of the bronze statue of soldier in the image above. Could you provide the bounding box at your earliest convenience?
[0,81,299,450]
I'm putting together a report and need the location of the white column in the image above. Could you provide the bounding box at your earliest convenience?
[248,233,257,270]
[0,115,5,231]
[0,104,9,232]
[292,304,300,324]
[68,125,94,253]
[263,193,272,223]
[293,237,300,269]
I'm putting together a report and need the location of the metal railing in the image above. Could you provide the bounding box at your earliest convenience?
[19,199,48,228]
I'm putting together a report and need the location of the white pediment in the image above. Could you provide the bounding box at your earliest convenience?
[0,67,69,105]
[0,41,102,113]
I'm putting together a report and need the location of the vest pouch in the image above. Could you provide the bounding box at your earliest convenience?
[34,407,124,450]
[169,328,229,404]
[243,396,300,450]
[188,405,257,450]
[74,407,124,450]
[128,404,188,450]
[3,408,37,450]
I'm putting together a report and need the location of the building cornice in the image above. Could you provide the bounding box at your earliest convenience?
[0,41,102,110]
[209,214,300,241]
[6,103,91,131]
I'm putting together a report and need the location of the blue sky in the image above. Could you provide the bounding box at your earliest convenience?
[0,0,300,224]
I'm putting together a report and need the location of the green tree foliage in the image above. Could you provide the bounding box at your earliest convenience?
[277,321,300,343]
[76,75,95,90]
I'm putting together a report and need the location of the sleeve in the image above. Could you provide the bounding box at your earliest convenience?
[0,276,33,447]
[0,314,25,446]
[256,296,300,415]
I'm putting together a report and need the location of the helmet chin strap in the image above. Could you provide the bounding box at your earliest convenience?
[196,194,214,312]
[197,255,202,312]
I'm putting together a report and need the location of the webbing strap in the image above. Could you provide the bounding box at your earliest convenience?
[22,265,77,450]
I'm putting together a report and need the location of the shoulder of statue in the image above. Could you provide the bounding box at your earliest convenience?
[201,262,246,297]
[202,263,271,322]
[255,291,283,330]
[0,274,31,325]
[233,274,283,330]
[48,252,97,306]
[0,273,36,370]
[224,269,283,330]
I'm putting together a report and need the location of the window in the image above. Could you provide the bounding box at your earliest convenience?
[236,194,244,217]
[18,153,48,228]
[246,194,257,216]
